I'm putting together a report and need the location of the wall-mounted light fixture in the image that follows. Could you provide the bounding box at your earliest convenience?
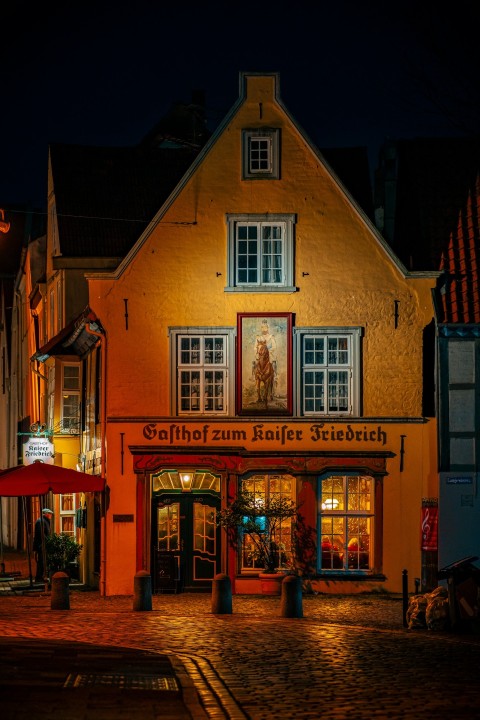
[179,472,193,492]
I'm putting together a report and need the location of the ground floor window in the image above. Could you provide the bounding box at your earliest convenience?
[240,473,295,572]
[319,474,374,572]
[59,493,76,536]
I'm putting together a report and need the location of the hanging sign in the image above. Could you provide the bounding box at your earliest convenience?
[22,437,55,465]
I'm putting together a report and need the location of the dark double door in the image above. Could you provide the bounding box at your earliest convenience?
[153,493,221,592]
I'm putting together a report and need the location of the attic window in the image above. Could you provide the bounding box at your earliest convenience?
[242,129,280,179]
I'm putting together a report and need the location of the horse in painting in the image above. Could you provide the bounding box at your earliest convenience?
[255,339,275,408]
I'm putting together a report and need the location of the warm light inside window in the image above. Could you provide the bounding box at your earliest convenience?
[322,498,340,510]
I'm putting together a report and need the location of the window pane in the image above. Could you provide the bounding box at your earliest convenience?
[347,517,371,569]
[180,371,201,412]
[177,335,228,415]
[157,504,179,551]
[249,137,271,172]
[237,226,258,284]
[321,516,345,568]
[304,336,325,365]
[240,474,295,572]
[63,365,80,390]
[194,504,216,554]
[60,494,74,512]
[61,516,75,536]
[62,394,80,429]
[320,476,373,572]
[261,225,283,284]
[204,371,225,412]
[328,371,349,412]
[328,337,349,365]
[180,337,200,365]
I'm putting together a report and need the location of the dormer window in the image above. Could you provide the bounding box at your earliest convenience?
[242,129,280,179]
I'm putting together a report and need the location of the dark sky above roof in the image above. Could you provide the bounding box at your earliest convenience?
[1,0,478,209]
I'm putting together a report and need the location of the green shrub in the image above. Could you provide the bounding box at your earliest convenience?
[45,532,83,572]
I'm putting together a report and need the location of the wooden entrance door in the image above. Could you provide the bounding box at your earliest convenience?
[153,493,220,592]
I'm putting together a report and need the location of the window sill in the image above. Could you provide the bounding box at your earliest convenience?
[224,286,297,293]
[317,572,386,581]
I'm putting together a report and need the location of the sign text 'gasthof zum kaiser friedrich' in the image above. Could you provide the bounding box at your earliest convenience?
[142,422,388,447]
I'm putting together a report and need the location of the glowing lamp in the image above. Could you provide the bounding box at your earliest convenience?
[179,472,193,492]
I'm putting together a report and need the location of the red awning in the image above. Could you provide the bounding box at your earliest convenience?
[0,463,105,496]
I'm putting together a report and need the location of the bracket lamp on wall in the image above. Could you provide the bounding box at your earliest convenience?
[179,472,193,492]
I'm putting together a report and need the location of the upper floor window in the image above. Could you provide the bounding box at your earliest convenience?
[56,275,63,332]
[242,128,280,179]
[61,363,81,433]
[170,327,235,416]
[47,365,55,431]
[226,214,295,292]
[50,203,60,256]
[49,287,55,339]
[294,327,362,416]
[319,474,374,573]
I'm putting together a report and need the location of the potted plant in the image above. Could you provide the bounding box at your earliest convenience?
[217,490,299,594]
[45,532,83,577]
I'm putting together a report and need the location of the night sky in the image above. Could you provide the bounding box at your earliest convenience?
[1,0,478,208]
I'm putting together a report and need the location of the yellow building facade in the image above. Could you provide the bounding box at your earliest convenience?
[87,74,439,595]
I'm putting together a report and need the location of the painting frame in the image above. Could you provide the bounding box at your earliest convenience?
[236,312,293,416]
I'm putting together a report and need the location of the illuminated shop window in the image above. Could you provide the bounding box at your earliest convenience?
[240,474,295,573]
[319,475,374,572]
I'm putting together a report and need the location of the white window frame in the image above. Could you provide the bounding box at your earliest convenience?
[318,473,375,574]
[47,364,55,431]
[242,128,280,179]
[226,214,295,292]
[50,203,60,257]
[56,274,63,332]
[49,287,55,339]
[59,493,76,536]
[294,327,362,416]
[169,327,235,416]
[61,362,81,434]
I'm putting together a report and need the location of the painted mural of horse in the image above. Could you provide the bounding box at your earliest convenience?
[255,339,275,408]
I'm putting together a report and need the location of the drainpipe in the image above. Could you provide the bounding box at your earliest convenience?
[83,321,108,597]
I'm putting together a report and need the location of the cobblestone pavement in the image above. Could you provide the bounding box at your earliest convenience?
[1,588,480,719]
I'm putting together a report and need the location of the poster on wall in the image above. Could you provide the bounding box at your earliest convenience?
[421,504,438,551]
[237,312,292,416]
